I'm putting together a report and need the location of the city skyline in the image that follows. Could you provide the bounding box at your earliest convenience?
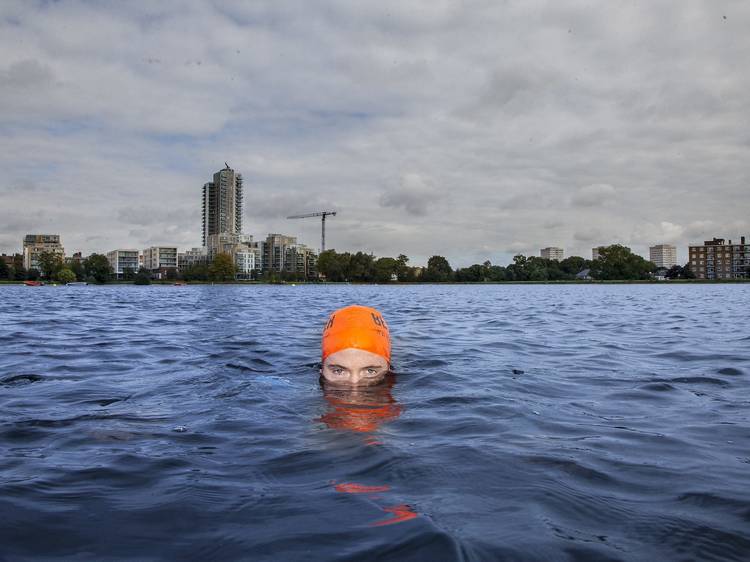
[1,2,748,267]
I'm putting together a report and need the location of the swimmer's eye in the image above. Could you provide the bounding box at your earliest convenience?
[365,368,380,376]
[330,368,346,376]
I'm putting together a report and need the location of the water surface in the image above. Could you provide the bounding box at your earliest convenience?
[1,284,749,560]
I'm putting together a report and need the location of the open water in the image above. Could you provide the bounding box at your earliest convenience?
[1,284,749,561]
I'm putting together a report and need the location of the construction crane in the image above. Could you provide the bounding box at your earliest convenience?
[287,211,337,253]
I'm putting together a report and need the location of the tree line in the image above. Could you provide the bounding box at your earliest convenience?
[316,245,697,282]
[0,252,113,284]
[0,251,252,284]
[1,245,703,284]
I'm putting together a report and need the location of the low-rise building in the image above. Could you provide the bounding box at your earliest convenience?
[649,244,677,269]
[284,243,317,279]
[540,247,564,261]
[142,246,178,279]
[261,234,317,279]
[234,247,256,280]
[107,249,140,279]
[22,234,65,271]
[178,247,208,269]
[205,234,262,279]
[263,234,298,273]
[689,236,748,280]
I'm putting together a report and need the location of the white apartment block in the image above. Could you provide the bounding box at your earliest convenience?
[234,248,256,280]
[649,244,677,269]
[540,247,564,261]
[107,249,140,279]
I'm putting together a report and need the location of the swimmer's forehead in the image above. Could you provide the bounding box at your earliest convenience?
[324,348,388,363]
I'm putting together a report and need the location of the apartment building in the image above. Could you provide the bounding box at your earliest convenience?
[688,237,748,279]
[649,244,677,269]
[142,246,178,279]
[107,249,140,279]
[22,234,65,271]
[203,165,243,254]
[540,247,564,261]
[178,247,208,269]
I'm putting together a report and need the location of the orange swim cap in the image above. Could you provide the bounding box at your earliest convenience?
[321,305,391,364]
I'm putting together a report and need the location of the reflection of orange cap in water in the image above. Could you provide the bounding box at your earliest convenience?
[322,305,391,364]
[319,395,402,433]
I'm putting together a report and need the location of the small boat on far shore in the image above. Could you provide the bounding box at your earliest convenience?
[173,281,187,286]
[66,282,88,286]
[23,280,43,286]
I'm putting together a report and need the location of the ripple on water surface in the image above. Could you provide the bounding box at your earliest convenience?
[1,284,749,560]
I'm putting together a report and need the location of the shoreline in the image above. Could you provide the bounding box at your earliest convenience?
[2,279,748,286]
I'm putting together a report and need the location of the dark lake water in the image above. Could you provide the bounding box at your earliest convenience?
[1,284,749,561]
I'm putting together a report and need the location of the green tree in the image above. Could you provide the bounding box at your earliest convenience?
[57,268,76,284]
[455,263,484,282]
[560,256,589,278]
[122,267,135,281]
[424,255,453,282]
[505,255,528,281]
[210,253,236,282]
[0,259,9,280]
[373,257,397,283]
[70,259,85,281]
[83,253,113,284]
[589,245,656,280]
[487,265,506,281]
[182,263,209,281]
[394,254,410,282]
[134,267,151,285]
[664,265,683,279]
[317,250,352,282]
[349,252,375,281]
[27,268,41,281]
[12,254,26,280]
[38,251,64,280]
[682,263,696,279]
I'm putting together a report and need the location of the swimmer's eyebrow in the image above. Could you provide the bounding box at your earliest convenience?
[326,364,348,370]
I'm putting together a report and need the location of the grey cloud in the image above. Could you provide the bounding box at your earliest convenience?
[1,59,55,90]
[247,194,333,219]
[0,178,40,195]
[0,2,748,266]
[571,184,616,208]
[573,229,604,243]
[379,173,437,216]
[117,206,197,227]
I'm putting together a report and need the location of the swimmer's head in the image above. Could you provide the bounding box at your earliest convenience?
[321,305,390,387]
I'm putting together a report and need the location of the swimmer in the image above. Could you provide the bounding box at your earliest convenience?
[321,305,391,387]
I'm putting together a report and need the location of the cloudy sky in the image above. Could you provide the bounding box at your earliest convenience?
[1,0,748,267]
